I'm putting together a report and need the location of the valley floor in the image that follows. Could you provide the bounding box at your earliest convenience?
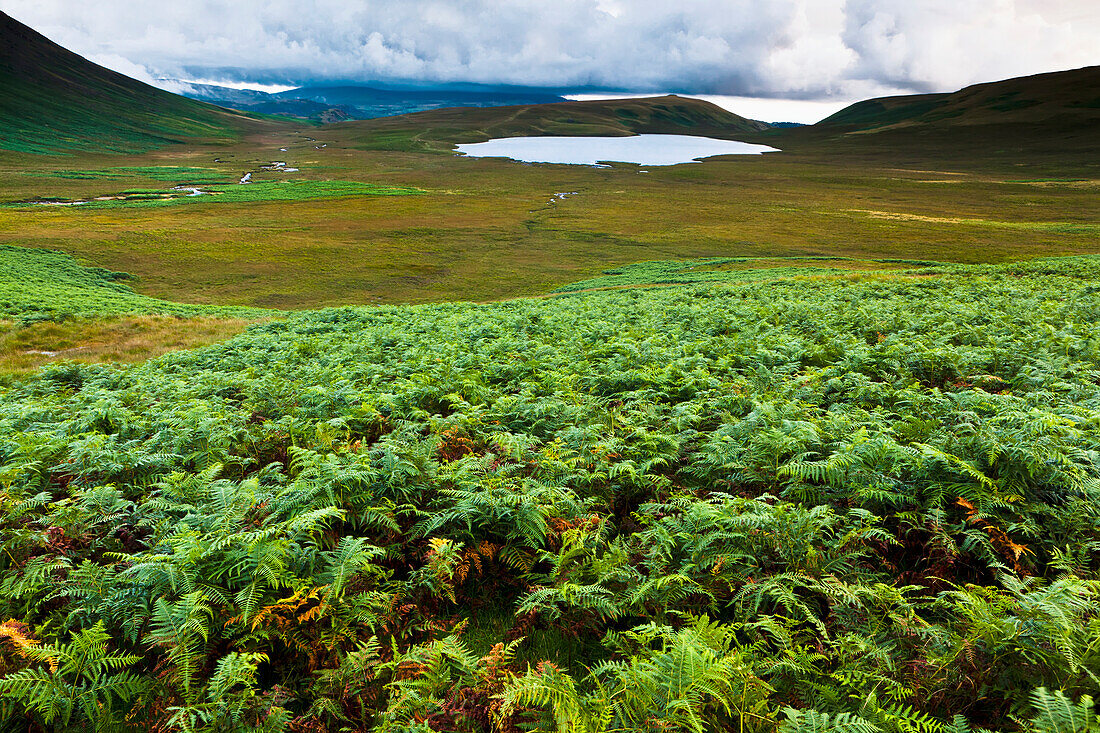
[0,125,1096,310]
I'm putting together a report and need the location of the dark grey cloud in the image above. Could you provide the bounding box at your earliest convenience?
[2,1,1096,99]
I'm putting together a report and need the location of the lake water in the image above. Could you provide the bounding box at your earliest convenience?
[454,134,779,166]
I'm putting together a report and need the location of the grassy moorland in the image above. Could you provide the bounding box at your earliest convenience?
[0,245,265,322]
[2,257,1100,730]
[3,180,424,211]
[0,246,265,376]
[0,121,1097,312]
[0,10,1095,313]
[0,315,256,376]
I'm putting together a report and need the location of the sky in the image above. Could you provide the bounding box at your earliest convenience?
[3,1,1098,123]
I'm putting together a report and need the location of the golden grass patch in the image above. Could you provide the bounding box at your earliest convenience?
[0,315,258,377]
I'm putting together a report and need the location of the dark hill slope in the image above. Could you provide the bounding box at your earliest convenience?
[764,66,1100,169]
[335,95,770,152]
[818,65,1100,133]
[0,11,286,154]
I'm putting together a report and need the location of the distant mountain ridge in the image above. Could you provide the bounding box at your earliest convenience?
[275,85,566,113]
[171,81,566,123]
[167,81,276,107]
[0,11,281,154]
[169,81,357,123]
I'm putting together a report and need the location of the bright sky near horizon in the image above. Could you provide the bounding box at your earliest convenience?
[2,1,1097,123]
[564,94,859,125]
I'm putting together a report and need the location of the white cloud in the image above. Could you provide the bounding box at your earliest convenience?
[841,0,1099,92]
[85,53,162,86]
[1,0,1097,99]
[158,78,299,94]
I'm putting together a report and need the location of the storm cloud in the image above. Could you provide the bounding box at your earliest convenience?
[2,1,1097,99]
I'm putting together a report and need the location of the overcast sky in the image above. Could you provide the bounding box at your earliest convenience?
[3,1,1098,121]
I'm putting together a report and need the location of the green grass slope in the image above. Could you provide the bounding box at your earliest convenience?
[770,66,1100,166]
[817,66,1100,133]
[0,11,291,153]
[338,95,771,152]
[0,245,265,322]
[1,258,1100,729]
[3,179,424,210]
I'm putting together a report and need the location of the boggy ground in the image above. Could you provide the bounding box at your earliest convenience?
[0,123,1096,312]
[0,315,256,376]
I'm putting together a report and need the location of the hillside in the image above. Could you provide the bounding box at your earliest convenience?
[0,11,288,154]
[818,65,1100,132]
[337,95,771,151]
[769,66,1100,165]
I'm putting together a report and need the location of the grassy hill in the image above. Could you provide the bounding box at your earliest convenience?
[338,95,771,152]
[0,245,267,322]
[818,65,1100,132]
[767,66,1100,167]
[0,11,290,154]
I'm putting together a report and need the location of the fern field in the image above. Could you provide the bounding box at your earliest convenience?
[2,259,1100,731]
